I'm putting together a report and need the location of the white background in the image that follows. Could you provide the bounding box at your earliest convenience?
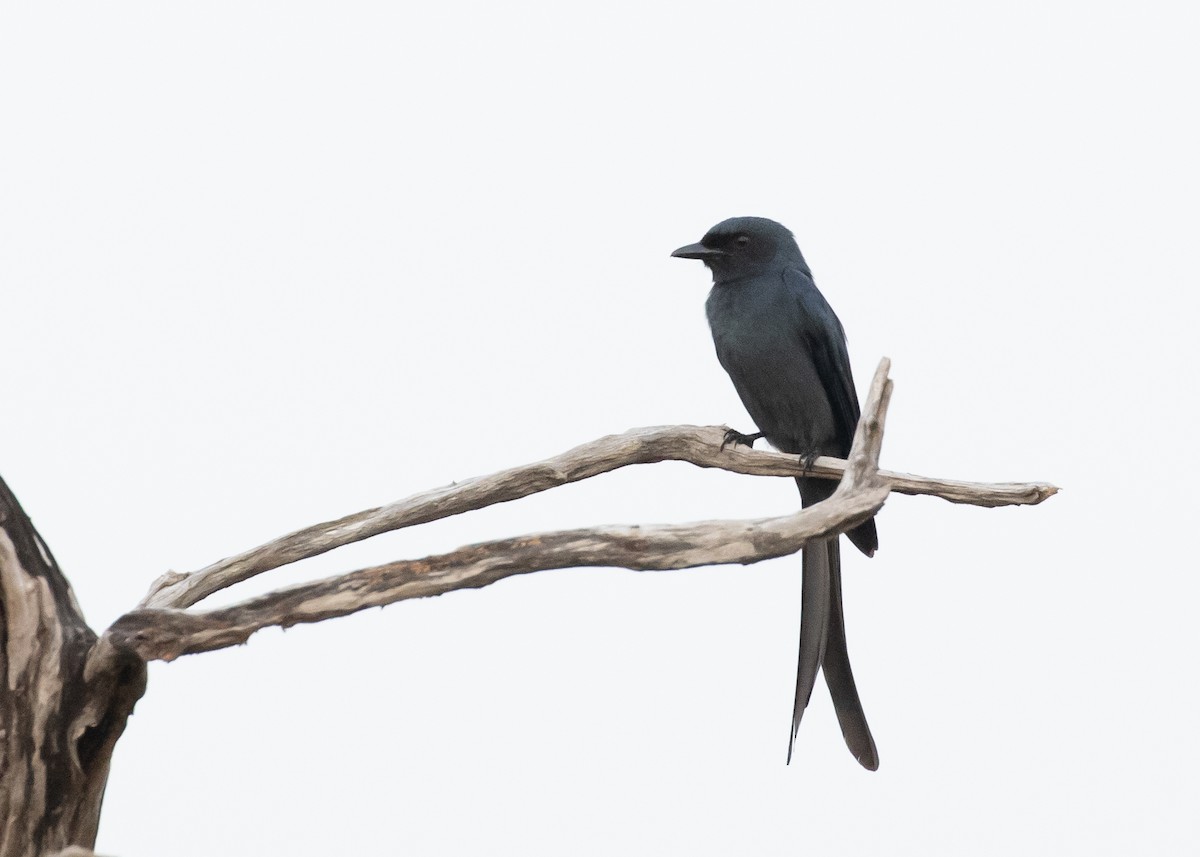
[2,2,1197,854]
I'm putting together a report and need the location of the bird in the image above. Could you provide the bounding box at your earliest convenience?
[672,216,879,770]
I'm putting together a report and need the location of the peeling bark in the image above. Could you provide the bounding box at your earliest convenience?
[0,478,146,857]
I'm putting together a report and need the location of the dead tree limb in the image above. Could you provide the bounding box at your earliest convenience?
[107,484,893,661]
[138,363,1053,613]
[0,357,1058,854]
[112,358,898,658]
[105,358,1036,662]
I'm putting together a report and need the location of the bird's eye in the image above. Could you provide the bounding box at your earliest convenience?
[735,235,750,248]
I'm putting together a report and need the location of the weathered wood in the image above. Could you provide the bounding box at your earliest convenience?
[2,356,1060,850]
[109,483,892,661]
[140,364,1054,612]
[0,477,146,857]
[108,360,897,661]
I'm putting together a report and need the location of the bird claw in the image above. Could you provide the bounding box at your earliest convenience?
[799,452,818,475]
[721,428,764,451]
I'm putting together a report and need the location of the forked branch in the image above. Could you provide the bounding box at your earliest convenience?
[107,358,1056,662]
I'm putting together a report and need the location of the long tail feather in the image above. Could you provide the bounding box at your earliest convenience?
[822,537,879,770]
[788,536,830,763]
[789,477,878,768]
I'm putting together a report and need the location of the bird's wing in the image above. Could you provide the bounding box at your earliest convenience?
[784,265,878,559]
[782,266,861,455]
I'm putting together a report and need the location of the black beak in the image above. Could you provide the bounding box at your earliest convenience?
[671,242,725,261]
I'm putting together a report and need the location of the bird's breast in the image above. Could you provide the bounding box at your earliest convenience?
[704,278,837,455]
[705,281,795,364]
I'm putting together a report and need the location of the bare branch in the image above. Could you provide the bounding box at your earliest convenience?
[139,359,1056,611]
[108,485,891,661]
[843,358,892,491]
[111,359,899,661]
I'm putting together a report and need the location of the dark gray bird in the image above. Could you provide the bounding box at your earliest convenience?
[672,216,879,770]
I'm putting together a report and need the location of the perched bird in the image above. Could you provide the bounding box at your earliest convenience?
[672,216,879,770]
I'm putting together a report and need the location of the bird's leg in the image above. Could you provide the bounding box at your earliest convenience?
[799,451,818,476]
[721,428,765,451]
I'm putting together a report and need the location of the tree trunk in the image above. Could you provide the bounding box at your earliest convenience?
[0,477,146,857]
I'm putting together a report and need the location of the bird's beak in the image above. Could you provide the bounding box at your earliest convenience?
[671,242,725,261]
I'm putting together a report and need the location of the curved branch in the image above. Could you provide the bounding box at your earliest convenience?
[109,484,891,661]
[110,360,897,660]
[139,360,1055,611]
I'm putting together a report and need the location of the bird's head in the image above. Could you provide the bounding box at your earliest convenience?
[671,216,807,282]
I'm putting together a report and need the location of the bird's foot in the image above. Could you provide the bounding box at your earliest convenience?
[799,452,818,475]
[721,428,764,451]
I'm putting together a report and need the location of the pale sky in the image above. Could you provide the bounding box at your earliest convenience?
[2,2,1197,855]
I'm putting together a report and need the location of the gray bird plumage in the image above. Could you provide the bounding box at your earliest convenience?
[672,216,879,770]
